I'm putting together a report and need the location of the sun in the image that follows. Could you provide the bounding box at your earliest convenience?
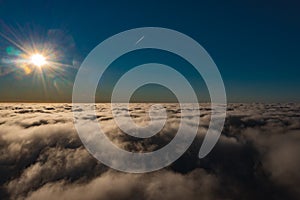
[30,54,47,67]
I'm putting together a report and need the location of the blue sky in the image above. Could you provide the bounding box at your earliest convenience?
[0,0,299,102]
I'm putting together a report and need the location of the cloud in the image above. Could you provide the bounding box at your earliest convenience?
[244,129,300,196]
[0,103,299,199]
[25,169,218,200]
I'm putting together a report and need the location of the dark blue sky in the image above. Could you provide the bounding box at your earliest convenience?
[0,0,299,102]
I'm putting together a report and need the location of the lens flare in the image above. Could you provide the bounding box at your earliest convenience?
[0,24,78,96]
[0,25,77,77]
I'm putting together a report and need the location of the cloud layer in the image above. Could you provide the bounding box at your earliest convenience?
[0,103,300,199]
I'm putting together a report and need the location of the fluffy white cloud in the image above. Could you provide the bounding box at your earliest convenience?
[0,103,299,199]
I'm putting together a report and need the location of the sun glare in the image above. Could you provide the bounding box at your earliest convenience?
[30,54,46,67]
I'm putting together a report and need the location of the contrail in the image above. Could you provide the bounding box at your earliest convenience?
[135,36,144,45]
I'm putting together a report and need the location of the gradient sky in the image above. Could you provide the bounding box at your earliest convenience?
[0,0,299,102]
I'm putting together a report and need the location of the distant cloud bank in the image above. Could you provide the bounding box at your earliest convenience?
[0,103,299,199]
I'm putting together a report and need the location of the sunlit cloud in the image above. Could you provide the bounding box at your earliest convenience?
[0,103,299,199]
